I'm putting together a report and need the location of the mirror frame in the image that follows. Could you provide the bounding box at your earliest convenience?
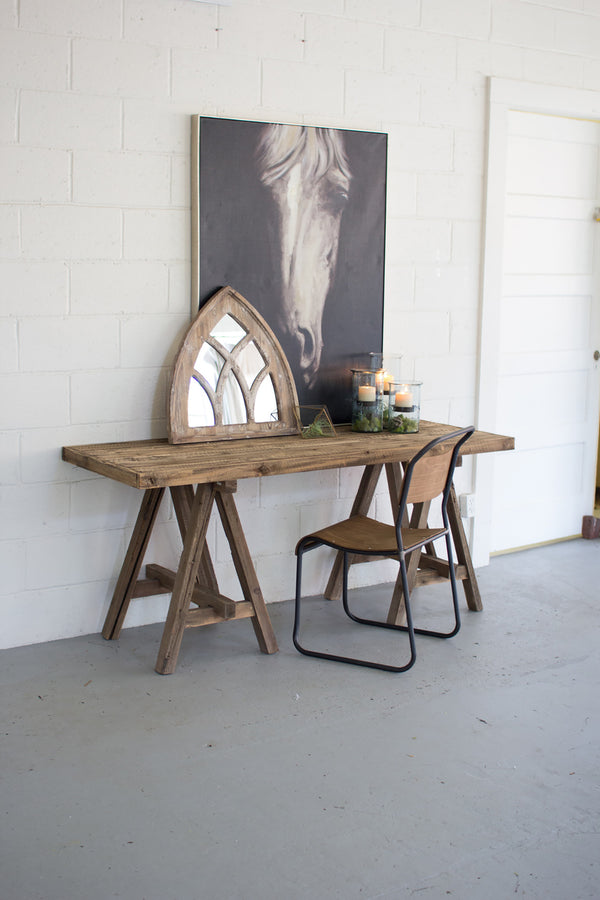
[168,285,300,443]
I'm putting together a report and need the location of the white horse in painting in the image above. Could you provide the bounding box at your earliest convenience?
[256,125,351,388]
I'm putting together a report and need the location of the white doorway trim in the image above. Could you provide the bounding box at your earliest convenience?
[473,78,600,567]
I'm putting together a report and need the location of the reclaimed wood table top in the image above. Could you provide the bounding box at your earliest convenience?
[62,422,514,490]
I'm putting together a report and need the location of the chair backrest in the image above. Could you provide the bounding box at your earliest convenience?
[406,448,454,504]
[397,426,475,525]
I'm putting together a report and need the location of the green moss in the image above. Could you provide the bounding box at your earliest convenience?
[387,415,418,434]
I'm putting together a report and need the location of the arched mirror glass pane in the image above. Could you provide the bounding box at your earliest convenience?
[210,314,247,351]
[254,375,278,423]
[188,377,214,427]
[237,340,266,389]
[195,343,224,391]
[223,374,247,425]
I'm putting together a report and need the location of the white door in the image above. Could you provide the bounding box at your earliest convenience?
[490,110,600,552]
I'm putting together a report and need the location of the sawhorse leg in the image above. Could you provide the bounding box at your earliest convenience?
[155,483,217,674]
[447,485,482,611]
[102,487,165,640]
[215,487,278,656]
[102,481,278,674]
[155,482,278,674]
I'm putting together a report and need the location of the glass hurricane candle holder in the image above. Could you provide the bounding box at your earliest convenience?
[387,381,422,433]
[380,354,403,401]
[351,369,384,432]
[367,351,384,372]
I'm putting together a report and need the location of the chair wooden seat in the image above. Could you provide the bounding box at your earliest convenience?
[300,515,446,556]
[293,426,475,673]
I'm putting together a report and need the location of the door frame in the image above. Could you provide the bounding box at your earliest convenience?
[473,78,600,567]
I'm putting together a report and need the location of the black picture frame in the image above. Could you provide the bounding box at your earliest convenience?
[192,115,387,423]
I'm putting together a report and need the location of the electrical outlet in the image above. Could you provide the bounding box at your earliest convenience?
[459,493,476,518]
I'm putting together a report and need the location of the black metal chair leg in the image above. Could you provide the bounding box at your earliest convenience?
[294,545,417,673]
[410,533,461,639]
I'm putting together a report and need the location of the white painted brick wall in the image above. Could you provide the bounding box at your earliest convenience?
[0,432,20,484]
[119,314,190,368]
[25,530,125,591]
[0,207,19,257]
[73,151,172,206]
[69,478,160,534]
[19,0,122,39]
[346,0,420,27]
[20,90,122,151]
[491,1,555,49]
[19,317,120,371]
[385,29,457,79]
[3,582,120,648]
[0,87,16,141]
[69,369,168,425]
[21,206,122,259]
[2,0,600,648]
[219,5,304,59]
[2,374,70,429]
[305,14,384,70]
[263,59,344,116]
[0,30,69,90]
[387,218,452,265]
[388,123,453,171]
[0,483,69,539]
[123,101,190,154]
[70,262,169,315]
[124,0,217,48]
[0,541,27,599]
[259,470,338,508]
[1,262,68,316]
[0,3,16,29]
[345,70,420,121]
[554,9,600,52]
[123,209,189,260]
[72,39,170,98]
[422,0,491,39]
[0,319,18,372]
[417,171,483,220]
[584,57,600,91]
[171,48,261,109]
[0,146,70,202]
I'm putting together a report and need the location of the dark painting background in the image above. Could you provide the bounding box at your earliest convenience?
[196,116,387,423]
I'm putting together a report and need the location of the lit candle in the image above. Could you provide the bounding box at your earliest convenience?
[358,384,376,402]
[394,387,413,408]
[382,371,392,393]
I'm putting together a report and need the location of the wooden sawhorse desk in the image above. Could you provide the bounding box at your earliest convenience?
[63,422,513,674]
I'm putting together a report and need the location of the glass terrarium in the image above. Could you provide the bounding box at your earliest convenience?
[386,381,422,433]
[351,369,384,433]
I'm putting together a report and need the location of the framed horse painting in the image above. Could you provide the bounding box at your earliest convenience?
[192,115,387,423]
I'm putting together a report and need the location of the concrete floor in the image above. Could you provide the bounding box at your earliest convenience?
[2,539,599,900]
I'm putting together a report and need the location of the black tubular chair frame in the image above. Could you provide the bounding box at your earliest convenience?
[293,426,475,673]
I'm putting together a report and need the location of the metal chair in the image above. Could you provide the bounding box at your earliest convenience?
[293,426,475,672]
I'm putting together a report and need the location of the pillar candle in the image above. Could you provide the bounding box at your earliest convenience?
[358,385,376,402]
[394,388,413,408]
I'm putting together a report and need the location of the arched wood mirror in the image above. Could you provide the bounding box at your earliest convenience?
[168,286,300,443]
